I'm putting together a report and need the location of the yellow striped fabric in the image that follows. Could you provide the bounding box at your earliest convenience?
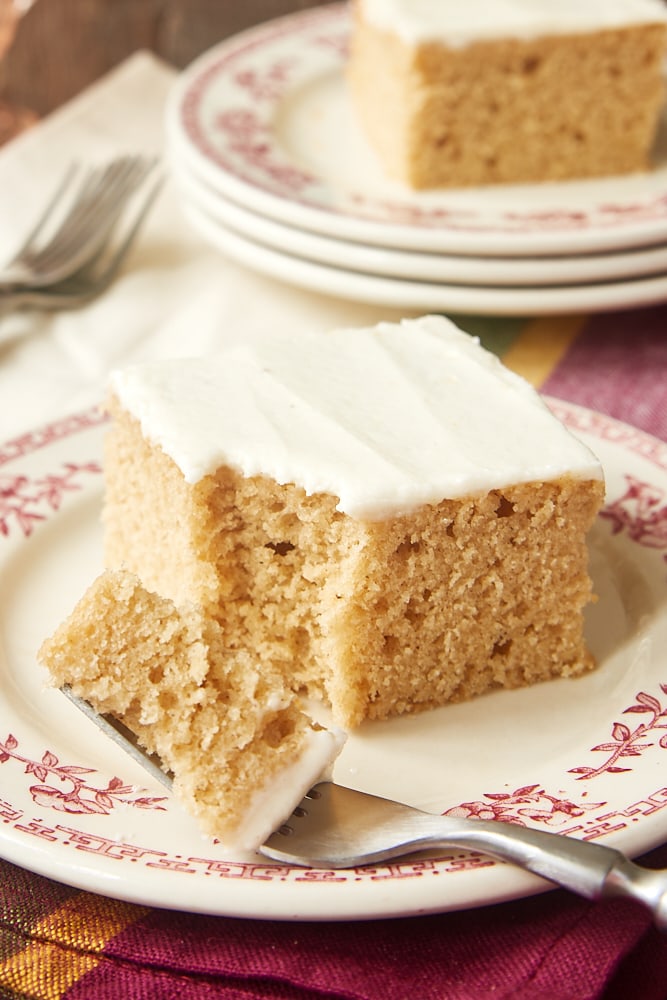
[500,315,586,387]
[0,892,147,998]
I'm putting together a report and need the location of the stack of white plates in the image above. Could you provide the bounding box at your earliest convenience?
[166,3,667,316]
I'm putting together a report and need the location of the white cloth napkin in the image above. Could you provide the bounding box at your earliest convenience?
[0,51,416,443]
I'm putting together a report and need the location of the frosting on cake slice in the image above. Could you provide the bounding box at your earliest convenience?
[109,315,601,519]
[359,0,667,46]
[102,315,605,727]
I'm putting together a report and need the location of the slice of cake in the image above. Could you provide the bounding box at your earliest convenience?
[39,569,344,851]
[347,0,667,188]
[102,315,605,728]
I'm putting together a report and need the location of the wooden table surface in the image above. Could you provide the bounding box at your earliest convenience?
[0,0,328,142]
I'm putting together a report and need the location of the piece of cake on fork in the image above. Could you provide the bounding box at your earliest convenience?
[347,0,667,188]
[100,315,605,729]
[39,569,345,851]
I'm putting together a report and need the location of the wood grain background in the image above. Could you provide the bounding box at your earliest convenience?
[0,0,329,118]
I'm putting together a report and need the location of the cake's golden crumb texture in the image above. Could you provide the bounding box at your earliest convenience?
[103,397,604,728]
[38,569,316,843]
[347,4,667,188]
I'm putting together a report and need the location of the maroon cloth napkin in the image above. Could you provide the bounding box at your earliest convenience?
[542,305,667,441]
[1,847,666,999]
[76,849,667,1000]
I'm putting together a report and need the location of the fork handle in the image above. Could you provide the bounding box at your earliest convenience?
[432,817,667,927]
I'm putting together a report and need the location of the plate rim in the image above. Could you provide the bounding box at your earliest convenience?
[172,158,667,287]
[182,198,667,316]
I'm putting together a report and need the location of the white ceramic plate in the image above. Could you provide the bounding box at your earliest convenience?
[165,3,667,257]
[1,402,667,920]
[173,157,667,288]
[183,199,667,316]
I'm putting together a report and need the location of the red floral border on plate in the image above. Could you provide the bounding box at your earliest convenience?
[2,784,667,884]
[548,399,667,474]
[0,406,108,467]
[0,461,102,539]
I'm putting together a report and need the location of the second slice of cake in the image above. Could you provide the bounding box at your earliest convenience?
[347,0,667,188]
[102,315,605,728]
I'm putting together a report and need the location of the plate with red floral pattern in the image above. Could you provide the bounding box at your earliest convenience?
[165,3,667,257]
[0,401,666,920]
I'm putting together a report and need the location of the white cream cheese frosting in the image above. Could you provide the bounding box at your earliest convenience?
[359,0,667,46]
[224,728,346,853]
[109,315,603,521]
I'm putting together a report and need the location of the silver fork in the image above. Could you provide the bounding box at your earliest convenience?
[0,166,163,314]
[262,783,667,928]
[60,689,667,927]
[0,156,159,291]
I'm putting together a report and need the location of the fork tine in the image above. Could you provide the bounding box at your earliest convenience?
[18,157,157,283]
[0,166,163,314]
[60,163,163,286]
[92,164,163,273]
[33,157,148,257]
[23,161,127,259]
[0,156,158,290]
[7,162,79,260]
[60,685,173,789]
[65,157,157,252]
[10,160,123,268]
